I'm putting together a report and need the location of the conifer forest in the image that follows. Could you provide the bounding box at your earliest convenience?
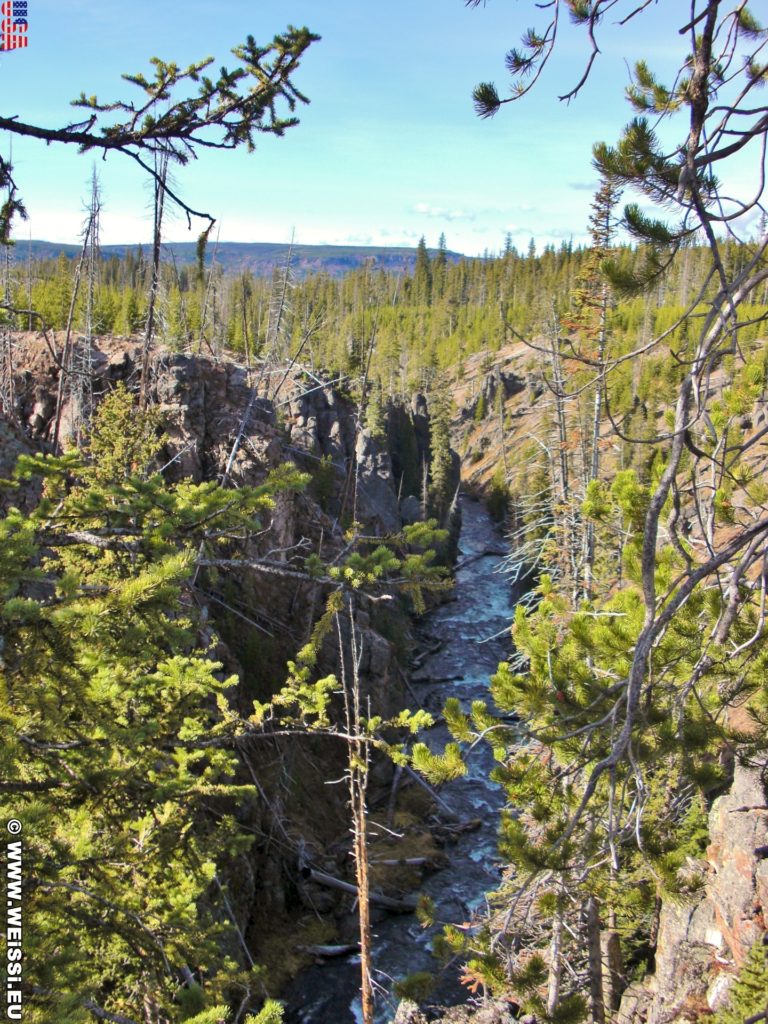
[2,3,768,1024]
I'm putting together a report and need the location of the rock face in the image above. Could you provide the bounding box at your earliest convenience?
[444,342,547,494]
[393,999,515,1024]
[7,334,458,529]
[617,762,768,1022]
[355,427,402,534]
[464,365,526,424]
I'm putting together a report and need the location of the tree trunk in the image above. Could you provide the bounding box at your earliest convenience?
[140,148,168,408]
[583,285,608,598]
[601,927,624,1013]
[546,894,563,1017]
[584,896,605,1024]
[354,778,375,1024]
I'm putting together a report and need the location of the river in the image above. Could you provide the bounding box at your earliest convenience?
[285,495,515,1023]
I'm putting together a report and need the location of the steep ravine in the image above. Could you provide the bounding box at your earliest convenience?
[283,495,513,1023]
[5,334,766,1022]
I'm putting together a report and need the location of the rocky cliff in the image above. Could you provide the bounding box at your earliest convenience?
[2,332,461,991]
[615,762,767,1022]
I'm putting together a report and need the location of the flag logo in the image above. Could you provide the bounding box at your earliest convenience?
[1,1,28,50]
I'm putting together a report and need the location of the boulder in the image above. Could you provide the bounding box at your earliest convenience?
[392,1000,428,1024]
[400,494,422,524]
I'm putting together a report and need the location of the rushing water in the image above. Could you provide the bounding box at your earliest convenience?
[285,495,515,1023]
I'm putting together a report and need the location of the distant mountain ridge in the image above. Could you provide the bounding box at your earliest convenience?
[19,239,465,279]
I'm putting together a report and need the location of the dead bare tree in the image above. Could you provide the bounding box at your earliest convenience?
[337,596,375,1024]
[48,168,104,448]
[139,147,169,407]
[0,239,15,421]
[70,167,102,444]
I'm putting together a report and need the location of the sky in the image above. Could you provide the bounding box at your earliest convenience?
[0,1,729,255]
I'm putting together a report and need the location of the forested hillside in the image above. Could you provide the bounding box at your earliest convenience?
[14,232,766,390]
[20,239,464,280]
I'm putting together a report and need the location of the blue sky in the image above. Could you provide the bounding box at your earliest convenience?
[1,1,702,255]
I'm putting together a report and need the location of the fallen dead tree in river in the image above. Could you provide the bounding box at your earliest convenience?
[303,867,418,913]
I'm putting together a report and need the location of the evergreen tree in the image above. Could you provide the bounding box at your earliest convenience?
[0,386,307,1022]
[432,232,448,299]
[427,378,453,522]
[712,941,768,1024]
[413,235,432,306]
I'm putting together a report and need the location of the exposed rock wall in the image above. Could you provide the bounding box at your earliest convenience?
[617,762,768,1022]
[446,342,544,494]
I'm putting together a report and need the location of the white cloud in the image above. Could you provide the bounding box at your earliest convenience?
[335,233,374,246]
[413,202,477,222]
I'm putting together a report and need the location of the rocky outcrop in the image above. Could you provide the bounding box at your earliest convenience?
[7,334,459,531]
[617,762,768,1022]
[444,342,547,494]
[393,998,516,1024]
[355,427,402,534]
[464,365,526,424]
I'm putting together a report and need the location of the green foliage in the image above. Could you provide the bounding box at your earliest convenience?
[310,454,337,512]
[84,381,165,478]
[393,972,436,1003]
[365,382,387,440]
[416,893,437,928]
[411,741,466,785]
[441,458,767,1015]
[0,388,310,1022]
[487,466,510,522]
[428,380,454,522]
[712,941,768,1024]
[473,392,487,422]
[23,231,736,401]
[184,1001,283,1024]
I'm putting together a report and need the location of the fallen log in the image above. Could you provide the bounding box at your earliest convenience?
[455,547,507,570]
[411,639,444,669]
[402,763,459,821]
[306,868,418,913]
[369,856,429,867]
[410,673,464,685]
[369,855,448,869]
[298,943,359,958]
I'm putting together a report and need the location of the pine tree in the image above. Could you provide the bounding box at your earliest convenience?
[413,235,432,306]
[432,232,448,300]
[0,385,308,1022]
[427,378,453,522]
